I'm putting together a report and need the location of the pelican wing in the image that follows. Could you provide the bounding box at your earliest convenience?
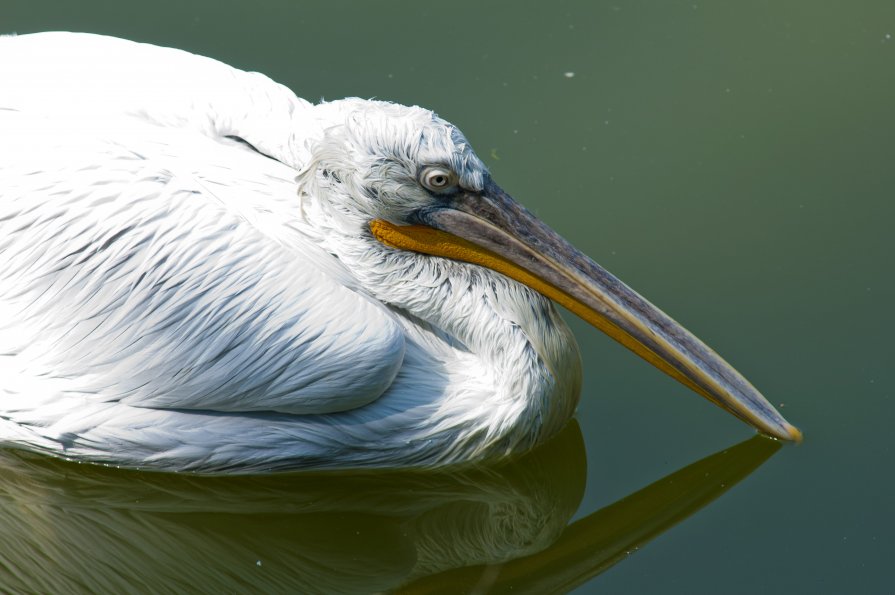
[0,107,405,417]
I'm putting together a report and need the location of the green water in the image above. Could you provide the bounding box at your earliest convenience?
[3,1,894,593]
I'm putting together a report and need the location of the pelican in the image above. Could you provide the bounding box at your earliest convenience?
[0,32,800,473]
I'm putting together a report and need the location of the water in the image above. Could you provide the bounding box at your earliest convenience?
[3,1,894,592]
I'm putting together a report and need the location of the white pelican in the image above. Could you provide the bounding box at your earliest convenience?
[0,32,800,473]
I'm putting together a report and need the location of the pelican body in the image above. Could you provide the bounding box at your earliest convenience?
[0,33,799,473]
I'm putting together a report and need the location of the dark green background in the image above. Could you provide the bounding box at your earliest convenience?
[4,1,893,593]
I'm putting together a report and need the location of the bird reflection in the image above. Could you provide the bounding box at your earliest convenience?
[0,421,779,593]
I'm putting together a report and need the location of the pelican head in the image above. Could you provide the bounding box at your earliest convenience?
[297,99,800,443]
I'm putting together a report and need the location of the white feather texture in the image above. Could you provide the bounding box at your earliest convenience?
[0,32,581,472]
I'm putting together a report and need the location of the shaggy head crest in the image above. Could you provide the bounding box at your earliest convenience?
[296,99,488,223]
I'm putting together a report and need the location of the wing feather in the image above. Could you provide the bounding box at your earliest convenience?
[0,109,405,415]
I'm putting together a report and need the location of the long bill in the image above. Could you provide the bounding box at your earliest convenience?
[370,180,801,442]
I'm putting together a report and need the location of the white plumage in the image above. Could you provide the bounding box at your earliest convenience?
[0,32,580,472]
[0,32,800,472]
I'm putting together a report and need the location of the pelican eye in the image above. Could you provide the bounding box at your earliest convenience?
[420,167,458,192]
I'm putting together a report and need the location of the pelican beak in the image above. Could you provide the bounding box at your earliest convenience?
[370,180,801,442]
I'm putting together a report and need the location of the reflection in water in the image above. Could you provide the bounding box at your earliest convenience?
[0,422,779,593]
[401,434,781,594]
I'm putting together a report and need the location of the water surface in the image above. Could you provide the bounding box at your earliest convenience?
[4,1,894,593]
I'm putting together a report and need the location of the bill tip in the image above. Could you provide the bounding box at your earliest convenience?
[764,421,802,443]
[783,422,803,443]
